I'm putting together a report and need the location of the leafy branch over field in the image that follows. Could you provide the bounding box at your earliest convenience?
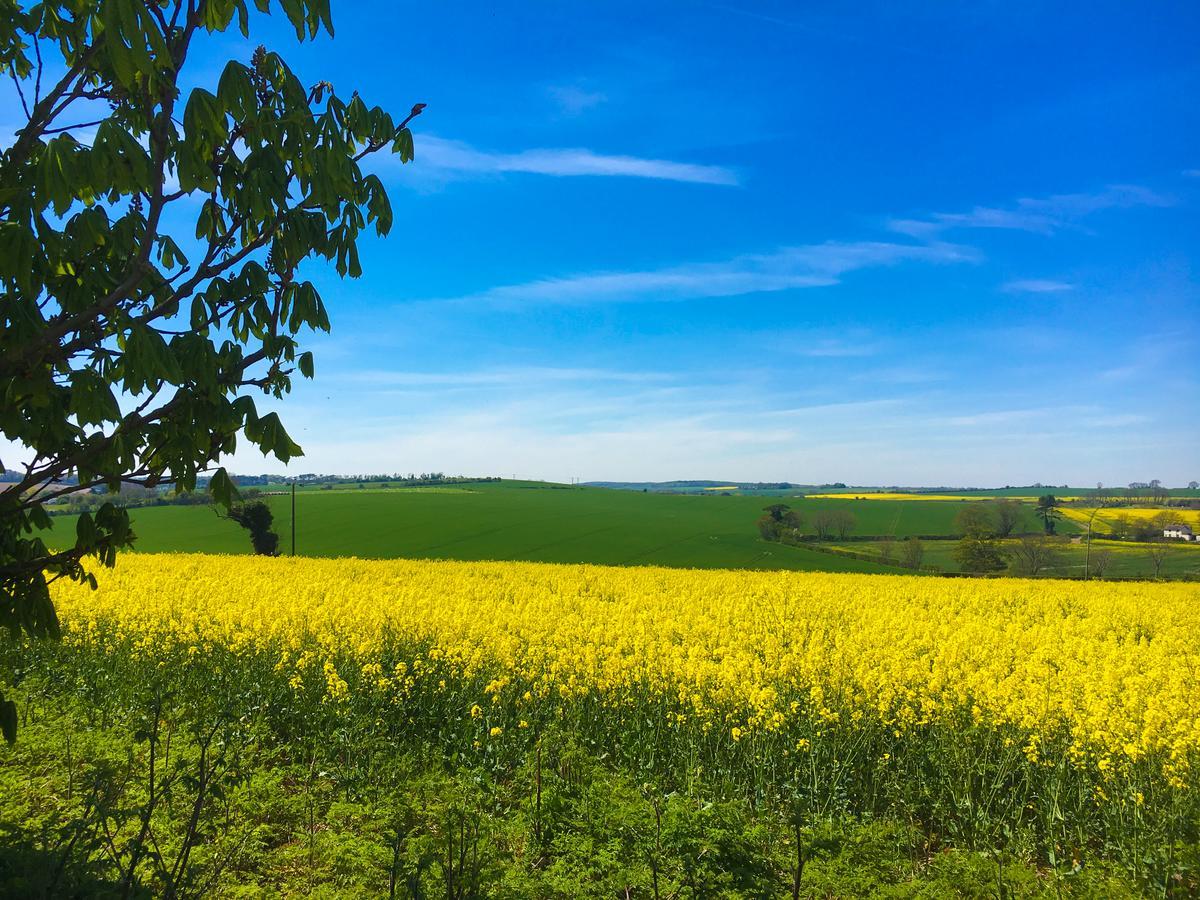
[0,0,422,739]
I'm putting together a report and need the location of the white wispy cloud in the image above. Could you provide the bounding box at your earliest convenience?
[1085,414,1151,428]
[889,183,1173,237]
[547,85,607,115]
[335,366,672,389]
[851,365,944,385]
[943,408,1052,427]
[413,135,739,185]
[1001,279,1075,293]
[430,240,977,307]
[796,338,879,358]
[1183,168,1200,178]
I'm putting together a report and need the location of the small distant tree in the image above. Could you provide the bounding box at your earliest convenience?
[832,510,857,540]
[763,504,790,522]
[1035,495,1062,535]
[1007,535,1059,577]
[756,514,781,541]
[1108,514,1132,540]
[223,500,279,556]
[955,537,1007,574]
[1090,549,1114,579]
[812,510,835,540]
[1145,542,1171,578]
[1131,518,1161,542]
[990,499,1023,537]
[954,504,1005,573]
[1189,480,1199,491]
[781,509,805,535]
[1151,511,1175,535]
[901,537,924,570]
[956,504,995,538]
[878,535,896,564]
[1149,479,1167,505]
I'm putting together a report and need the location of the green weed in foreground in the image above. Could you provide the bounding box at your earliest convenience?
[0,626,1191,898]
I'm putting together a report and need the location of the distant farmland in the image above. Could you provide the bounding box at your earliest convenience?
[47,481,1031,573]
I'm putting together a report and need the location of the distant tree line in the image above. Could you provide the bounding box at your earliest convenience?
[757,504,859,541]
[758,504,928,569]
[45,484,219,515]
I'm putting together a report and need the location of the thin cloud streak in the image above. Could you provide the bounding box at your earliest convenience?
[430,240,978,307]
[547,85,607,115]
[1001,279,1075,293]
[890,183,1173,237]
[413,135,739,185]
[334,366,674,388]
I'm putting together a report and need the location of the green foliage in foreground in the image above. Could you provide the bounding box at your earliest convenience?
[0,702,1153,899]
[0,0,420,737]
[2,623,1195,897]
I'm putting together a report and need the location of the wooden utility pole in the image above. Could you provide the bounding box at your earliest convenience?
[291,481,296,556]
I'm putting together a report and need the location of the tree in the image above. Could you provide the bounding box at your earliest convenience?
[758,505,803,542]
[780,509,805,536]
[1148,479,1167,505]
[955,504,995,538]
[1007,535,1059,577]
[756,514,780,541]
[954,505,1005,573]
[0,0,421,741]
[224,499,279,555]
[1090,549,1113,579]
[763,504,790,522]
[1145,542,1171,578]
[878,535,896,564]
[990,499,1023,537]
[832,509,856,540]
[954,536,1007,574]
[1035,495,1062,535]
[901,537,924,570]
[1189,481,1199,491]
[1108,514,1132,540]
[1151,511,1175,535]
[812,510,835,540]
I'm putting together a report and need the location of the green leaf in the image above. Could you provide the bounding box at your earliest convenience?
[209,468,240,509]
[297,351,314,378]
[393,127,414,163]
[127,326,184,387]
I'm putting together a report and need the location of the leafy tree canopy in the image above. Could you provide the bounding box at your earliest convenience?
[0,0,421,740]
[224,499,278,555]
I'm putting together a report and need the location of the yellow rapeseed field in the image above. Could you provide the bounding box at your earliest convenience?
[51,553,1200,784]
[1061,506,1200,530]
[803,492,1040,501]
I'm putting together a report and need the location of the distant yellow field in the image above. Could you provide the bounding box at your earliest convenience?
[1061,507,1200,530]
[702,485,740,491]
[805,492,1039,501]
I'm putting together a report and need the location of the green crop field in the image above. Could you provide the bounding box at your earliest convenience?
[46,481,1036,573]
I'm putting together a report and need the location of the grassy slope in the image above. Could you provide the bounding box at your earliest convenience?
[46,483,1025,572]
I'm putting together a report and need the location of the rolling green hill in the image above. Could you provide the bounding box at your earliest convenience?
[45,482,1028,573]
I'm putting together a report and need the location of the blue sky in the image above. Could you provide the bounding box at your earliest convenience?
[7,2,1200,485]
